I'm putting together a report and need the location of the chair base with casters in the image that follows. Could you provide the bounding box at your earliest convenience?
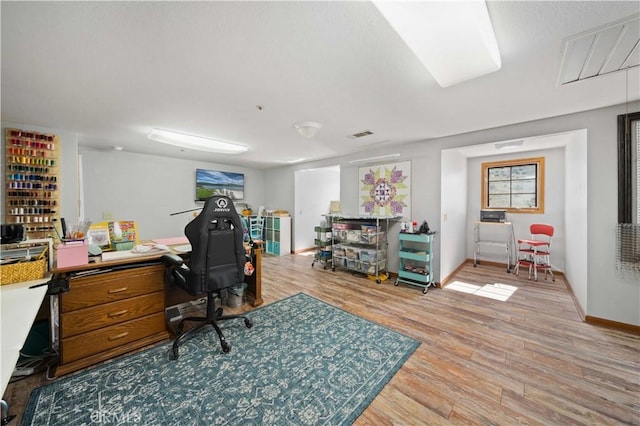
[513,223,555,282]
[163,253,253,359]
[171,290,252,359]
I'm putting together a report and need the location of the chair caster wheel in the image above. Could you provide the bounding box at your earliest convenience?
[169,349,179,361]
[215,308,223,317]
[1,415,16,425]
[422,288,428,294]
[244,318,253,328]
[221,341,231,353]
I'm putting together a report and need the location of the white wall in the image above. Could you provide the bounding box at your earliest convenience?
[584,106,639,325]
[263,102,640,326]
[466,147,566,272]
[6,102,638,325]
[294,165,340,252]
[80,148,265,240]
[564,130,588,313]
[440,149,468,282]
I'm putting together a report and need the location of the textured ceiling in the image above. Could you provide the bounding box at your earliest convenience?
[1,1,639,168]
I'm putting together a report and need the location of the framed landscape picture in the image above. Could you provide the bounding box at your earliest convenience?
[196,169,244,201]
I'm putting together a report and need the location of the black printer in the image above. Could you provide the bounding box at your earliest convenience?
[480,210,507,223]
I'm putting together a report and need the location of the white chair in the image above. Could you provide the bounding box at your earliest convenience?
[249,216,264,241]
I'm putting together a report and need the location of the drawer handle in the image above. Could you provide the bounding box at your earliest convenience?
[107,287,128,294]
[108,309,129,318]
[108,332,129,341]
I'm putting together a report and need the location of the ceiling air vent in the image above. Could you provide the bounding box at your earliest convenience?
[349,130,374,138]
[558,13,639,85]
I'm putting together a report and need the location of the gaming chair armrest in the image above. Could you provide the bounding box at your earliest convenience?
[161,253,189,288]
[161,253,185,267]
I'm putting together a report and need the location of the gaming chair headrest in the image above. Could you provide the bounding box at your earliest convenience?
[185,195,242,243]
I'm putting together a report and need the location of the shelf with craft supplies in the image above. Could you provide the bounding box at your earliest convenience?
[0,238,54,285]
[4,128,61,240]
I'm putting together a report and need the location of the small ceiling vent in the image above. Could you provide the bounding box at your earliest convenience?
[349,130,374,138]
[558,13,639,85]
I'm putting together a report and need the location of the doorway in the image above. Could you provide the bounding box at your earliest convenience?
[294,165,340,252]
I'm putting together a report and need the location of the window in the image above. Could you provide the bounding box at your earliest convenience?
[482,157,545,214]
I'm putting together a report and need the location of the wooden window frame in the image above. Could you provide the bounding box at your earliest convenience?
[481,156,545,214]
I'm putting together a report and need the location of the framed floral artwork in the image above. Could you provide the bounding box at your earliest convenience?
[359,161,410,216]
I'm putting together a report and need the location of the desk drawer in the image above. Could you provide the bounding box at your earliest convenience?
[60,291,165,338]
[61,312,166,364]
[61,264,164,312]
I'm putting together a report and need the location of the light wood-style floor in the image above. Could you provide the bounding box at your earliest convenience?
[5,254,640,425]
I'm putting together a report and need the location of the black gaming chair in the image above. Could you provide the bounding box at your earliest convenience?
[162,195,252,359]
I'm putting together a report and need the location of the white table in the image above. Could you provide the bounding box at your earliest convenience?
[0,278,49,404]
[473,221,514,272]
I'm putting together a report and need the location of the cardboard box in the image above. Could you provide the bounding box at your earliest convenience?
[56,242,88,268]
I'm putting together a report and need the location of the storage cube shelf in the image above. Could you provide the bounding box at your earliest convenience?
[396,232,436,294]
[263,216,291,256]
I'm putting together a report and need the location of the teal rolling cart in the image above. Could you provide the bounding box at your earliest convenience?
[396,232,436,294]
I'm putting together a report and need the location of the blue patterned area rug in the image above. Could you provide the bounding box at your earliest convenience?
[23,293,420,425]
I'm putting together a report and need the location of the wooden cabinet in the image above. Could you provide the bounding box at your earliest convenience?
[4,128,60,240]
[264,216,291,256]
[55,263,169,376]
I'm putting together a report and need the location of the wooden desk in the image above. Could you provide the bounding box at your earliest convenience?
[51,243,262,377]
[245,243,263,307]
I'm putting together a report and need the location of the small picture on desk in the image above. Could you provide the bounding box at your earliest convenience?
[86,226,110,249]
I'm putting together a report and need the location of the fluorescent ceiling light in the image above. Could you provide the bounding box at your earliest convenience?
[495,140,524,150]
[148,129,248,154]
[372,0,501,88]
[349,153,400,164]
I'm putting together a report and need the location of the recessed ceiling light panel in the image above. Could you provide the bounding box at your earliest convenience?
[148,128,248,154]
[372,0,501,88]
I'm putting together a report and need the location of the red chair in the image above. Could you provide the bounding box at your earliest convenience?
[514,224,555,282]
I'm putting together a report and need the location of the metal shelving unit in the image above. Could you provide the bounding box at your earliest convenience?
[325,214,400,283]
[311,226,332,269]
